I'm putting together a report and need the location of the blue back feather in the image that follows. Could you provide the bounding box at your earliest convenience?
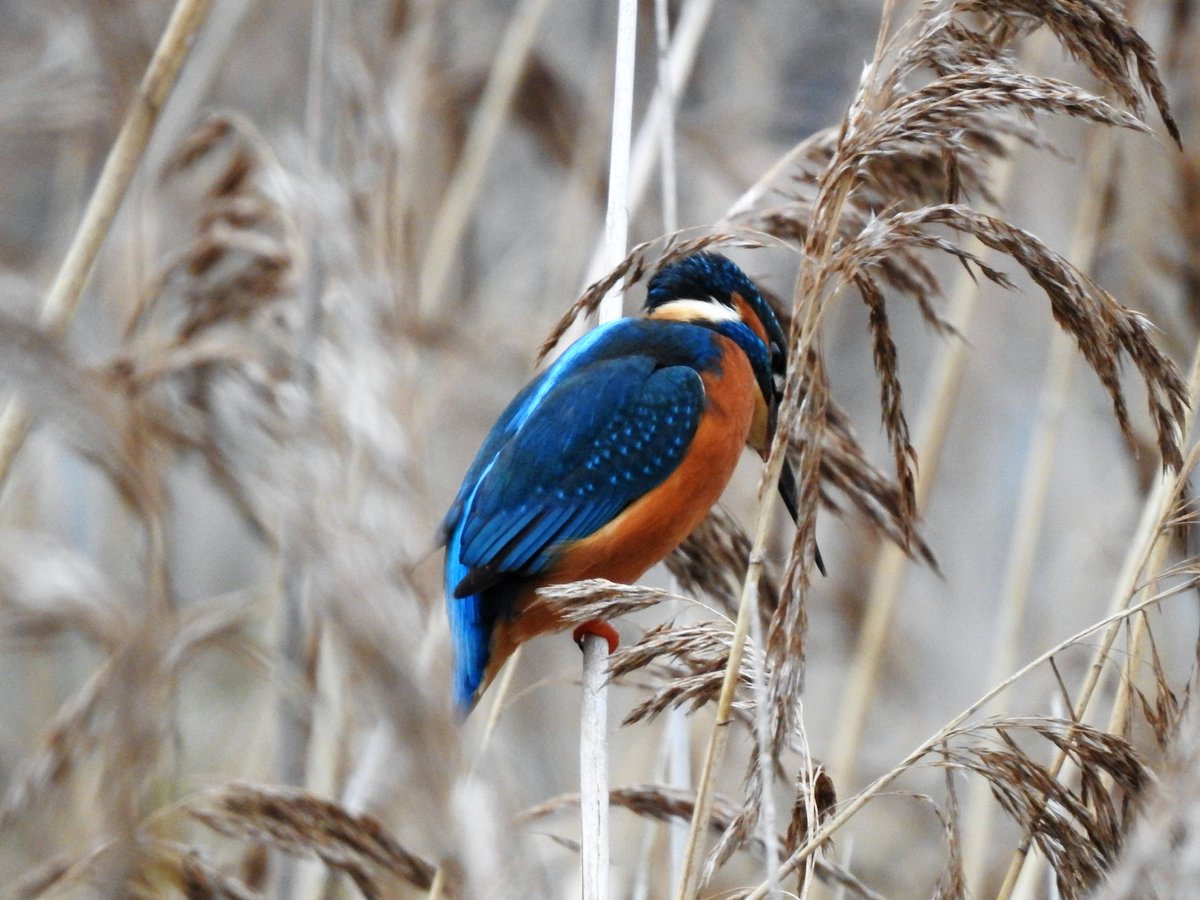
[442,253,782,712]
[442,318,722,710]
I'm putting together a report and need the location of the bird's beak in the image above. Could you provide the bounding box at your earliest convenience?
[777,457,800,524]
[762,392,828,576]
[778,460,827,575]
[757,395,780,463]
[761,399,799,525]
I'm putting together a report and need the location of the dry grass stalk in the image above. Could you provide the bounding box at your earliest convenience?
[736,0,1180,552]
[0,656,118,835]
[833,202,1187,469]
[1091,705,1200,898]
[187,784,439,898]
[1104,448,1200,755]
[1,15,469,890]
[741,575,1200,897]
[531,578,686,626]
[521,784,878,900]
[941,719,1146,897]
[417,0,554,320]
[744,280,943,563]
[136,841,263,899]
[1,1,1196,896]
[2,841,258,900]
[661,0,1188,890]
[934,752,967,900]
[999,351,1200,896]
[663,6,1171,893]
[0,0,215,492]
[820,92,1029,798]
[607,620,754,727]
[781,763,837,897]
[962,106,1121,885]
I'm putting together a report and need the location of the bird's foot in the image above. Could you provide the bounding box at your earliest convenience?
[572,619,619,655]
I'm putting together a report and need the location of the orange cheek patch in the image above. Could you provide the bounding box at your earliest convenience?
[731,292,772,453]
[733,292,768,344]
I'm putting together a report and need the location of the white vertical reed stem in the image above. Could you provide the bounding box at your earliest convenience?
[584,0,715,287]
[580,633,611,899]
[666,705,691,892]
[0,0,214,493]
[599,0,637,319]
[653,0,678,237]
[582,2,637,897]
[486,0,714,745]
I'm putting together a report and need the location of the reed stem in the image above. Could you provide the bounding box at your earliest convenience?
[0,0,215,493]
[417,0,554,320]
[580,632,612,900]
[581,1,638,895]
[744,580,1194,898]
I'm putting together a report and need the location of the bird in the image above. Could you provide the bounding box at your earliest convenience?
[438,251,821,713]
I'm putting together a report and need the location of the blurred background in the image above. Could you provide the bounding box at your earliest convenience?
[0,0,1197,897]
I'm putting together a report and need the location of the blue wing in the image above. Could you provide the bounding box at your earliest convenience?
[438,320,619,545]
[442,319,714,708]
[438,318,721,543]
[455,358,704,592]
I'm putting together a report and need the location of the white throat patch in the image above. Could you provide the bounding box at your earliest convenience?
[651,298,741,324]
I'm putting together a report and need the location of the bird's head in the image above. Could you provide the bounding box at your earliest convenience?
[644,252,814,540]
[644,251,789,449]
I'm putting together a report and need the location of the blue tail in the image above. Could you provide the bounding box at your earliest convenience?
[445,524,490,713]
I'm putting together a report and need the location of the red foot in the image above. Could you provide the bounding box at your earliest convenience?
[573,619,620,655]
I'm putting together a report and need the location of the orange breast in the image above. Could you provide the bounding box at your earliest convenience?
[549,342,756,584]
[480,336,759,689]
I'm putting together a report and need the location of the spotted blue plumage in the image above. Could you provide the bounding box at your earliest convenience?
[440,317,725,709]
[439,251,820,713]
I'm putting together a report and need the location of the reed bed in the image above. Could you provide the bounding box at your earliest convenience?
[0,1,1198,898]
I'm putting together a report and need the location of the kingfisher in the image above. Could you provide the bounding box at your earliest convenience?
[439,252,819,713]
